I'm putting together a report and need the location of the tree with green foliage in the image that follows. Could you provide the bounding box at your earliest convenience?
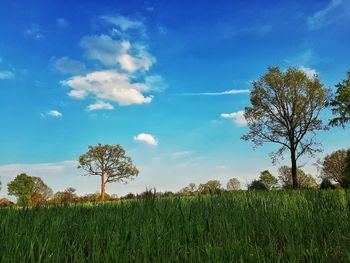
[248,179,268,190]
[329,70,350,127]
[320,178,335,189]
[226,178,241,191]
[179,183,197,195]
[198,180,222,194]
[78,143,139,200]
[319,149,347,185]
[341,149,350,188]
[7,173,35,206]
[259,170,277,190]
[242,66,329,188]
[278,166,317,189]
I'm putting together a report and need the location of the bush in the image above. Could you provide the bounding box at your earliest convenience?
[320,179,335,189]
[248,180,268,190]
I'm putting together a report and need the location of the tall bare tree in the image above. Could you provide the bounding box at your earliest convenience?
[78,144,139,200]
[242,66,329,188]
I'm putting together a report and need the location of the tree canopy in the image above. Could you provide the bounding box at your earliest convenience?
[259,170,277,190]
[330,70,350,127]
[7,173,35,206]
[226,178,241,191]
[242,66,329,188]
[278,166,317,189]
[78,143,139,200]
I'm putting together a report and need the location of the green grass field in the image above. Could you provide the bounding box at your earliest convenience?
[1,190,350,262]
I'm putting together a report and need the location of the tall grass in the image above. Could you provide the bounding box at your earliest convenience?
[1,190,350,262]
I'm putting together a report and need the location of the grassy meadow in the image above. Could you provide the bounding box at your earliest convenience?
[1,190,350,262]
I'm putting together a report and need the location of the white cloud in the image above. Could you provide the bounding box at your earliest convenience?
[101,15,144,31]
[180,89,250,96]
[80,35,154,72]
[0,70,15,79]
[86,101,114,111]
[299,66,317,80]
[62,70,153,106]
[221,110,247,127]
[308,0,349,30]
[145,75,167,92]
[41,110,62,118]
[53,56,86,75]
[134,133,158,146]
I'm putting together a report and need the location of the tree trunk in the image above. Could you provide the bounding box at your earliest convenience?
[101,172,105,201]
[291,149,298,188]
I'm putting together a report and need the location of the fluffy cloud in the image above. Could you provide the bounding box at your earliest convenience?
[53,57,86,75]
[134,133,158,146]
[62,70,153,105]
[221,110,247,126]
[299,66,317,80]
[86,101,114,111]
[81,35,154,72]
[0,70,15,79]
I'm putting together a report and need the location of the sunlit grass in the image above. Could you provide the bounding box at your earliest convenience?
[1,190,349,262]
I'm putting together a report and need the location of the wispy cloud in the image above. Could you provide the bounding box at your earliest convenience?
[172,151,193,158]
[41,110,63,118]
[179,89,250,96]
[221,110,247,127]
[52,57,86,75]
[0,70,15,80]
[308,0,350,30]
[299,66,317,79]
[56,18,69,28]
[100,15,145,31]
[134,133,158,146]
[24,23,44,39]
[86,101,114,111]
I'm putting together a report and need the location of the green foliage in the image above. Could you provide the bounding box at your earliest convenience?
[340,149,350,188]
[330,70,350,127]
[248,179,268,190]
[242,66,329,188]
[7,173,35,207]
[259,170,277,190]
[320,149,347,184]
[198,180,222,194]
[226,178,241,191]
[1,191,349,262]
[78,143,139,200]
[278,166,317,189]
[320,178,335,189]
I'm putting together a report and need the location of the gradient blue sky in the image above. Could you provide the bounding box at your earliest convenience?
[1,0,350,198]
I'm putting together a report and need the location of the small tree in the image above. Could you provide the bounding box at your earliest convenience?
[319,149,347,185]
[7,173,35,206]
[259,170,277,190]
[341,149,350,188]
[31,177,53,205]
[226,178,241,191]
[329,70,350,127]
[248,180,268,190]
[198,180,222,194]
[78,143,139,200]
[278,166,317,189]
[242,66,329,188]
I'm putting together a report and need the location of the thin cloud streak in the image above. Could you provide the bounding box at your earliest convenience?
[176,89,250,96]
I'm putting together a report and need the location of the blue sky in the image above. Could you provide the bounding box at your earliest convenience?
[0,0,350,198]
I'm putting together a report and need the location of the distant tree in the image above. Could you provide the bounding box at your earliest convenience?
[78,143,139,200]
[31,177,53,205]
[259,170,277,190]
[319,149,347,185]
[242,66,329,188]
[320,178,335,189]
[329,70,350,127]
[198,180,222,194]
[188,183,197,192]
[248,180,268,190]
[7,173,35,206]
[179,183,197,195]
[226,178,241,191]
[52,187,77,204]
[278,166,317,189]
[341,149,350,188]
